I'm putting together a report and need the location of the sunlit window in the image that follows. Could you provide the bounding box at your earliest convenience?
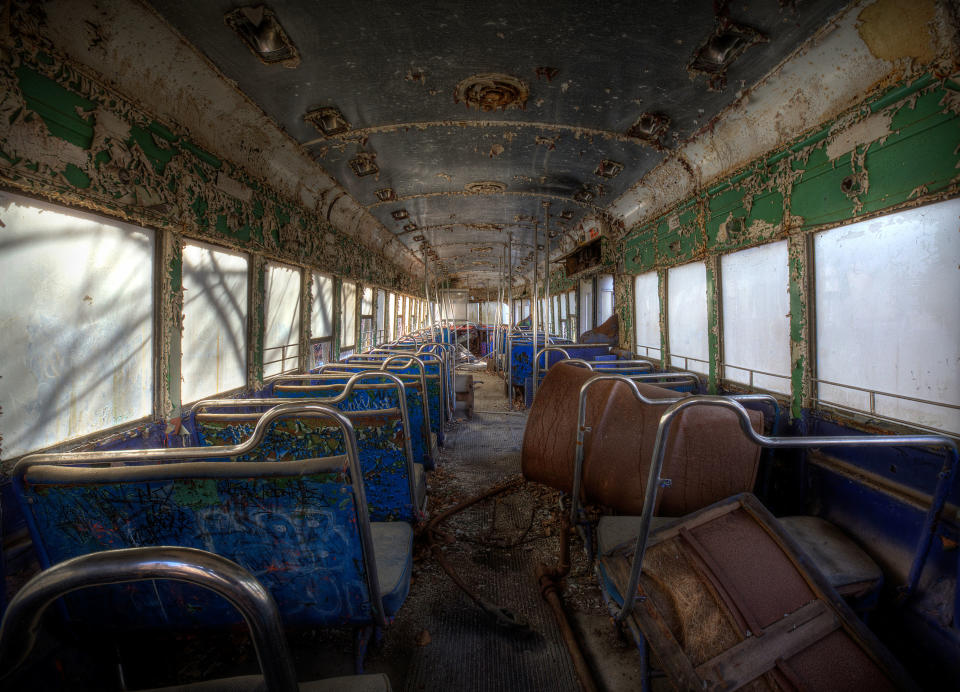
[263,261,301,377]
[633,271,661,360]
[597,274,614,325]
[0,192,154,458]
[815,199,960,433]
[181,241,248,403]
[579,278,594,333]
[310,273,333,338]
[667,262,708,374]
[722,242,790,394]
[309,272,334,368]
[340,281,357,348]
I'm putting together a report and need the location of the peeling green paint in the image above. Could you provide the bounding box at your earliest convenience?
[15,66,96,149]
[180,140,222,169]
[0,45,417,296]
[62,163,90,188]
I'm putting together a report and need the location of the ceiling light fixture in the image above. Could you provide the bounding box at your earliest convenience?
[224,5,300,67]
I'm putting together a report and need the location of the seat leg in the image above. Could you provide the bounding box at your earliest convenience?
[355,625,381,674]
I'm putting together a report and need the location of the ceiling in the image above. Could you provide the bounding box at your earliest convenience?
[147,0,850,290]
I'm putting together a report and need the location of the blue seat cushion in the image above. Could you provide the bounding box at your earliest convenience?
[370,522,413,616]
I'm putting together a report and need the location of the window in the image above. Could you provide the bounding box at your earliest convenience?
[721,242,790,394]
[386,292,396,341]
[311,273,334,338]
[579,278,594,333]
[667,262,708,374]
[0,192,154,458]
[360,286,374,350]
[567,290,577,340]
[340,281,357,349]
[310,273,334,368]
[376,289,386,344]
[815,199,960,433]
[633,271,661,360]
[263,262,301,377]
[182,241,248,403]
[597,274,614,325]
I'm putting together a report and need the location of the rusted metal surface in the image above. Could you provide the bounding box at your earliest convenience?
[522,363,764,516]
[600,494,917,690]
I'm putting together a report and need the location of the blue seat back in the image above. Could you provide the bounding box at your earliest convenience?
[14,454,391,629]
[193,407,419,522]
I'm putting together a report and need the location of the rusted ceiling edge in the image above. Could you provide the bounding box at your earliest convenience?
[121,0,424,278]
[607,0,958,232]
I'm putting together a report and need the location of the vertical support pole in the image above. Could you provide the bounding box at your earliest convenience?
[705,255,722,394]
[658,268,669,371]
[507,233,514,408]
[248,253,266,392]
[532,221,540,402]
[333,276,342,361]
[789,233,814,423]
[155,229,183,420]
[542,201,551,384]
[299,268,311,372]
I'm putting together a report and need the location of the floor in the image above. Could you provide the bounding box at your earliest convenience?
[5,366,645,691]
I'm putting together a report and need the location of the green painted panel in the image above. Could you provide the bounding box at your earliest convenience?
[15,66,95,149]
[128,125,176,175]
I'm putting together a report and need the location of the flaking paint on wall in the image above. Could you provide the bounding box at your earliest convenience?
[0,44,420,298]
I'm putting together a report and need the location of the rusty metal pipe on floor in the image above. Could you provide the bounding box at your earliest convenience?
[536,513,598,692]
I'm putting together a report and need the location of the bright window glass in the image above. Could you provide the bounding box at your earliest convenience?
[263,262,301,377]
[815,199,960,433]
[0,192,154,457]
[387,293,396,341]
[340,281,357,348]
[361,286,374,315]
[633,271,661,360]
[597,274,614,325]
[579,278,594,333]
[667,262,708,374]
[310,273,334,338]
[721,242,790,394]
[182,242,248,403]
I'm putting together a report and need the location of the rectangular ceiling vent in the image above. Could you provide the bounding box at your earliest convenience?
[349,152,378,177]
[304,106,351,137]
[688,20,767,90]
[224,6,300,67]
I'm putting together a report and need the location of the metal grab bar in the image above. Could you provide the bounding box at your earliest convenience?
[571,374,778,524]
[19,401,344,467]
[0,547,299,689]
[320,357,435,442]
[16,404,388,631]
[193,372,418,512]
[615,395,959,624]
[413,343,456,419]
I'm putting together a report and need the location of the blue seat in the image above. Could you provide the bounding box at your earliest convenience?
[191,404,426,523]
[0,545,395,688]
[12,404,413,666]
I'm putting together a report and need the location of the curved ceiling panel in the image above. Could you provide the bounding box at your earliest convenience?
[148,0,850,288]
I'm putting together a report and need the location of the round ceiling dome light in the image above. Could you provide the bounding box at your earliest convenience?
[464,180,507,194]
[454,73,528,112]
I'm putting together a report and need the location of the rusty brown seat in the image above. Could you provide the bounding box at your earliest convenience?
[523,362,884,606]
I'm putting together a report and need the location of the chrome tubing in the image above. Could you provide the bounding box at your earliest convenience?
[194,373,419,513]
[615,395,959,624]
[0,546,299,690]
[19,401,342,468]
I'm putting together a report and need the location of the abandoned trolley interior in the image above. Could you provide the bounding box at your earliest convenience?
[1,0,959,690]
